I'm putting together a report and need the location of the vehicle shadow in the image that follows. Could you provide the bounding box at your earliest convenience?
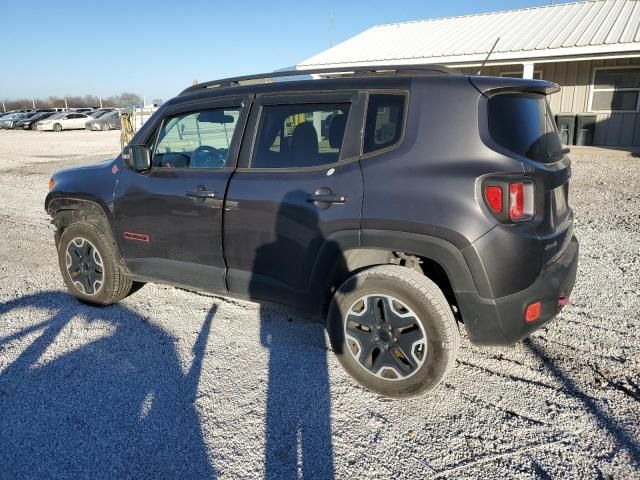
[252,191,340,479]
[524,338,640,469]
[0,291,217,479]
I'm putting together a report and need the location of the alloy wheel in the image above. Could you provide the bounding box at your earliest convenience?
[344,294,427,380]
[65,237,104,295]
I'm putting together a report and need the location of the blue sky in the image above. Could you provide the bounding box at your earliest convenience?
[1,0,572,101]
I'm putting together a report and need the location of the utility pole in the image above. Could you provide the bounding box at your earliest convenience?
[1,101,5,113]
[99,96,103,108]
[330,8,334,47]
[64,98,68,110]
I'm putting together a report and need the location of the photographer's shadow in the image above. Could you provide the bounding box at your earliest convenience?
[0,291,216,479]
[252,191,337,479]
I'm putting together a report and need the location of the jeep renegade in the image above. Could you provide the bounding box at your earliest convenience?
[45,65,578,398]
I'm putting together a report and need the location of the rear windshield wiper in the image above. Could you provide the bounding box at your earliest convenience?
[546,147,571,160]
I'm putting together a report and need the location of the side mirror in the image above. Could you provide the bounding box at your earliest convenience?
[122,145,151,172]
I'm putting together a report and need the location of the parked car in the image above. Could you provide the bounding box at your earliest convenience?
[72,108,94,113]
[0,112,27,129]
[14,111,57,130]
[45,65,578,398]
[86,111,121,131]
[37,112,91,132]
[10,111,41,129]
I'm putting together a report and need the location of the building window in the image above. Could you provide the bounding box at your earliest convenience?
[590,67,640,112]
[501,71,542,80]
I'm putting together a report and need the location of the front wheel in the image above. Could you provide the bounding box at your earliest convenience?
[53,123,62,132]
[101,123,110,131]
[57,221,134,305]
[328,265,459,398]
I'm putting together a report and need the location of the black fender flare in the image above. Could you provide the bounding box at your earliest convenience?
[307,228,480,317]
[45,195,117,247]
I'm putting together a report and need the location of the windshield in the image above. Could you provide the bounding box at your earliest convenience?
[488,93,564,164]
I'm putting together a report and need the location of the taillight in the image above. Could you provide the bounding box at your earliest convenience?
[483,180,535,223]
[485,186,503,213]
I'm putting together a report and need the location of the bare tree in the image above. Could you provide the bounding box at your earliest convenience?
[1,92,144,111]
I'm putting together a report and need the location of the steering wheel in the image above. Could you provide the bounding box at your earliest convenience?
[191,145,225,168]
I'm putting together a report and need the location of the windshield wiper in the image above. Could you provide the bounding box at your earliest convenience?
[546,147,571,160]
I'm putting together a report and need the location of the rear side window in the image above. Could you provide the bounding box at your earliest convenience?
[252,103,350,168]
[488,93,564,164]
[363,94,406,154]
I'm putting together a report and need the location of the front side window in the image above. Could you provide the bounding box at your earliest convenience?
[591,68,640,112]
[363,94,406,154]
[252,103,350,168]
[153,107,241,168]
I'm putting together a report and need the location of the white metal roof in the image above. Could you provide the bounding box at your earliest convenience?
[298,1,640,69]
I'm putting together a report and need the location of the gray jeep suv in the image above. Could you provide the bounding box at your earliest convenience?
[45,65,578,397]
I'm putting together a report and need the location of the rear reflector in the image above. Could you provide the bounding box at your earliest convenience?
[509,183,525,221]
[525,301,541,323]
[485,186,503,213]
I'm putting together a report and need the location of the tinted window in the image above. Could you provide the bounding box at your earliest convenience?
[363,94,405,154]
[252,103,350,168]
[153,108,241,169]
[488,93,564,164]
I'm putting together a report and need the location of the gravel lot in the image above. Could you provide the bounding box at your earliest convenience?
[0,129,638,479]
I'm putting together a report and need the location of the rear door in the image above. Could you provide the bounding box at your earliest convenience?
[224,91,364,307]
[113,95,251,293]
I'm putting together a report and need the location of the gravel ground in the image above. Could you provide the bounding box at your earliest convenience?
[0,130,638,479]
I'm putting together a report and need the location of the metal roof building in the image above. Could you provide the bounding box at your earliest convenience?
[299,1,640,147]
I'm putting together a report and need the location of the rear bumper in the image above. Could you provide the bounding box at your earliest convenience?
[457,236,579,346]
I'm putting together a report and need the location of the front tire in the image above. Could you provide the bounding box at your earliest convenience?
[53,123,62,132]
[57,221,133,305]
[328,265,459,398]
[101,123,110,131]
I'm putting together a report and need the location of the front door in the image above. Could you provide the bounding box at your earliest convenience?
[224,92,364,307]
[113,96,250,293]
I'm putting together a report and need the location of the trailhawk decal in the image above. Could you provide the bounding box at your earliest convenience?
[123,231,150,242]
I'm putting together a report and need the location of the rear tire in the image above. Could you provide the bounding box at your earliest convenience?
[328,265,459,398]
[53,123,62,132]
[57,221,133,305]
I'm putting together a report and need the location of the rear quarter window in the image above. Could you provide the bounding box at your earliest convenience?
[363,94,406,154]
[488,93,564,164]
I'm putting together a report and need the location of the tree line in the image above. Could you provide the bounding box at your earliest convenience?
[1,92,146,111]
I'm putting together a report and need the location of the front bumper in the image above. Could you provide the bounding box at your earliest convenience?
[457,236,579,346]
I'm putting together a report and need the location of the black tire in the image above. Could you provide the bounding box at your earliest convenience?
[328,265,459,398]
[53,123,62,132]
[101,123,110,131]
[57,221,133,305]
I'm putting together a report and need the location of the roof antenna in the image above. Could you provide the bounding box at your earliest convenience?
[476,37,500,75]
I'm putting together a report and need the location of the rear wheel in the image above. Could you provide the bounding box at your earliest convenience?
[57,221,133,305]
[53,123,62,132]
[328,265,459,398]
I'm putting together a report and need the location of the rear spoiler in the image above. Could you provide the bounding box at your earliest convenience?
[469,76,560,97]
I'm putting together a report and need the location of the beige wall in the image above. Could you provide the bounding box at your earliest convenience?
[460,58,640,146]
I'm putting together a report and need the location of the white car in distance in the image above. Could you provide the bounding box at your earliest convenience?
[37,112,92,132]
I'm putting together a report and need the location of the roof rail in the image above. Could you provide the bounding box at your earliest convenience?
[180,64,457,95]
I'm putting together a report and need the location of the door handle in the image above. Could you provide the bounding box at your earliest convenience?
[306,188,346,205]
[186,186,217,199]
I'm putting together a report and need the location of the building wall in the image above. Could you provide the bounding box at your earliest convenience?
[460,58,640,146]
